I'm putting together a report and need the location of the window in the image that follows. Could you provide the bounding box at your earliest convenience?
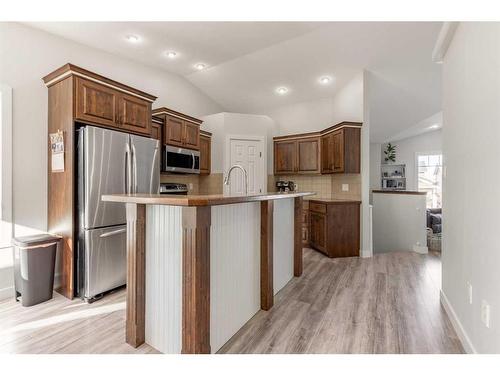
[417,153,442,208]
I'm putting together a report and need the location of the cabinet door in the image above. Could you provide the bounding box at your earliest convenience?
[332,129,345,173]
[117,94,151,135]
[297,138,320,173]
[321,134,334,174]
[151,122,162,141]
[183,121,200,150]
[199,135,211,174]
[75,77,118,127]
[274,141,297,174]
[164,115,184,147]
[309,211,327,253]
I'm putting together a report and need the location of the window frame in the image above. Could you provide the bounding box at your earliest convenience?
[415,151,443,209]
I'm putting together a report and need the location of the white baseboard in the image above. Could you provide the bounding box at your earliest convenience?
[360,249,372,258]
[413,244,428,254]
[440,290,476,353]
[0,285,14,301]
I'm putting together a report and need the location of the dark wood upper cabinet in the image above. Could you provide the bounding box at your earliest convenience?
[184,121,200,150]
[297,137,320,173]
[199,132,211,175]
[117,93,151,136]
[75,77,117,127]
[309,200,360,258]
[153,107,203,151]
[274,140,297,174]
[165,115,184,147]
[151,117,163,142]
[275,122,361,175]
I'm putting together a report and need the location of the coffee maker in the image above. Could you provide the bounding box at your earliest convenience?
[276,180,296,192]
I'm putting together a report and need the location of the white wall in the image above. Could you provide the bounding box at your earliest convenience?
[441,22,500,353]
[372,130,442,192]
[201,112,278,174]
[0,22,223,236]
[268,73,364,135]
[369,142,381,203]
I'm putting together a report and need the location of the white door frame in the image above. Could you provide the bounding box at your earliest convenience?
[223,134,267,196]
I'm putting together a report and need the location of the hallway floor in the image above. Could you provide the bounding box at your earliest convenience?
[0,249,462,354]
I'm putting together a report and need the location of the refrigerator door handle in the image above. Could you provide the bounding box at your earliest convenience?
[99,228,127,238]
[125,141,132,194]
[131,143,138,194]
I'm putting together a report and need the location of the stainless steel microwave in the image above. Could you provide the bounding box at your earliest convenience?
[162,145,200,174]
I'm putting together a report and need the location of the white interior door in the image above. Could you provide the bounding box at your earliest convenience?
[228,138,264,196]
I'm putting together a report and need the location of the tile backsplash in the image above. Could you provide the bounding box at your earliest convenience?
[271,174,361,200]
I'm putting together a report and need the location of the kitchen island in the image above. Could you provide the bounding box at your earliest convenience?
[102,191,314,353]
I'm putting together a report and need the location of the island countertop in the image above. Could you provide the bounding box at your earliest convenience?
[102,191,315,206]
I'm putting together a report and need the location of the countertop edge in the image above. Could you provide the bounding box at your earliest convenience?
[102,192,316,207]
[372,190,427,195]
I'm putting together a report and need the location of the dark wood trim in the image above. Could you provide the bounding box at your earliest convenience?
[125,203,146,348]
[200,130,212,137]
[152,107,203,125]
[47,77,75,299]
[152,116,163,125]
[42,63,157,102]
[372,190,427,195]
[182,206,211,354]
[294,197,303,277]
[260,201,274,311]
[272,121,363,142]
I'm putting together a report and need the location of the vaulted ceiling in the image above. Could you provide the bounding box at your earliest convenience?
[26,21,442,141]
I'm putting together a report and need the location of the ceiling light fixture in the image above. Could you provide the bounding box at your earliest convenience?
[276,87,289,95]
[195,63,206,71]
[429,124,440,129]
[319,76,332,85]
[126,35,140,43]
[165,51,177,59]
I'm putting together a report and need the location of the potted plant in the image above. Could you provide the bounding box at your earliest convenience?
[384,143,396,163]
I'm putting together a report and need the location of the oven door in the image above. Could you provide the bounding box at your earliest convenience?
[163,145,200,174]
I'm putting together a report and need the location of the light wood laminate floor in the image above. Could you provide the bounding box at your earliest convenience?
[0,249,462,354]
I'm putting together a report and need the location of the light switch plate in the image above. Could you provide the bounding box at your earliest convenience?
[342,184,349,192]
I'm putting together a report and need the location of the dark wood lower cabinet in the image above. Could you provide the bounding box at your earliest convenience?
[309,200,361,258]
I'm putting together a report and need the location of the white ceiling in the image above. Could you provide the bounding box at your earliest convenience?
[26,22,442,140]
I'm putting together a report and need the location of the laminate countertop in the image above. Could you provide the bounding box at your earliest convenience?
[102,191,315,207]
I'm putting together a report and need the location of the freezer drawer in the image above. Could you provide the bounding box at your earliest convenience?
[83,225,126,299]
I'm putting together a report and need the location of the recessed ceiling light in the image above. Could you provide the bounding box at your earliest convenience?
[165,51,177,59]
[429,124,440,129]
[319,76,332,85]
[276,87,289,95]
[125,35,140,43]
[195,63,206,71]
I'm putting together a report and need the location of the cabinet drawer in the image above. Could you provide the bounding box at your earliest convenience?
[309,202,327,214]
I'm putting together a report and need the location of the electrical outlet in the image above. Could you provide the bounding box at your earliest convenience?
[188,183,193,191]
[481,300,491,328]
[467,282,473,304]
[342,184,349,192]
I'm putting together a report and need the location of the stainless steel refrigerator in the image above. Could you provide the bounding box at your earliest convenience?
[77,126,159,302]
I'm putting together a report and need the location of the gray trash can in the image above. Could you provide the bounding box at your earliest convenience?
[12,234,61,307]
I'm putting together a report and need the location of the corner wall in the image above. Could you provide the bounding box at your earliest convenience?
[441,22,500,353]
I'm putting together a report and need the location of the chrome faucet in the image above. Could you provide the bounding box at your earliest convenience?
[223,164,248,196]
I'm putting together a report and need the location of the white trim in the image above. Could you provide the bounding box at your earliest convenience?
[152,110,203,124]
[440,290,476,353]
[223,134,267,196]
[432,22,459,63]
[0,285,14,301]
[44,70,156,103]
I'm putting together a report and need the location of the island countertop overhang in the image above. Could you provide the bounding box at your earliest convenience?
[102,191,315,206]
